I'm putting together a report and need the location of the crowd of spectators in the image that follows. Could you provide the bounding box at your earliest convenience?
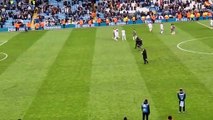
[34,0,94,26]
[0,0,47,28]
[0,0,213,29]
[36,0,213,27]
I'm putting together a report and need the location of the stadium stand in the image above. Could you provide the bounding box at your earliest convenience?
[0,0,212,30]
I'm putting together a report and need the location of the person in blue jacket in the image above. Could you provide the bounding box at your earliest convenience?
[141,99,150,120]
[177,88,186,113]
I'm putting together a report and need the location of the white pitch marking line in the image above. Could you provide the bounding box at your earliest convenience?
[0,41,8,61]
[0,52,8,61]
[197,21,213,30]
[0,41,8,46]
[177,37,213,55]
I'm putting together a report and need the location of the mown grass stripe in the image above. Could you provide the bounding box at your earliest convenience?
[0,31,47,74]
[88,26,159,120]
[0,29,71,120]
[23,28,96,120]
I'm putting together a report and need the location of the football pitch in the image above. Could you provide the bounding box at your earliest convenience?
[0,20,213,120]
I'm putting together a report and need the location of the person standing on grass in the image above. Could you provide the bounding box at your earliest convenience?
[113,28,117,41]
[171,23,176,35]
[132,29,137,40]
[148,21,153,32]
[142,49,148,64]
[141,99,150,120]
[116,28,120,39]
[177,88,186,113]
[135,37,142,50]
[124,116,128,120]
[210,18,213,27]
[114,28,120,41]
[168,115,173,120]
[160,22,164,34]
[121,29,126,41]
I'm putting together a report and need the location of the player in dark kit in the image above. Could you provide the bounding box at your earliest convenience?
[168,115,173,120]
[135,37,143,50]
[177,88,186,113]
[142,49,148,64]
[124,116,128,120]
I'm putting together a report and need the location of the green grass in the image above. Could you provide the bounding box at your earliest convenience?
[0,20,213,120]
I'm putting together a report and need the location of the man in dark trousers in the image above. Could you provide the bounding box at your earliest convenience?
[123,116,128,120]
[141,99,150,120]
[177,88,186,113]
[168,115,173,120]
[135,37,143,50]
[142,49,148,64]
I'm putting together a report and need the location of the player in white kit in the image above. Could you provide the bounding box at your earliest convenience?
[121,29,126,41]
[116,28,120,39]
[160,23,164,34]
[113,28,119,41]
[113,28,116,39]
[114,28,120,41]
[210,18,213,27]
[148,21,153,32]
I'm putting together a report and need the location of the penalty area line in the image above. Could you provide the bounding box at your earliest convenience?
[197,21,213,30]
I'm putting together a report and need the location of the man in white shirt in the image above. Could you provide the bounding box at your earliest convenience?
[160,23,164,34]
[148,21,153,32]
[112,28,115,38]
[210,18,213,27]
[113,28,118,41]
[116,29,120,39]
[121,29,126,41]
[113,28,119,41]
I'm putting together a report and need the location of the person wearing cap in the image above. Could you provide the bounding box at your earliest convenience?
[141,99,150,120]
[177,88,186,113]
